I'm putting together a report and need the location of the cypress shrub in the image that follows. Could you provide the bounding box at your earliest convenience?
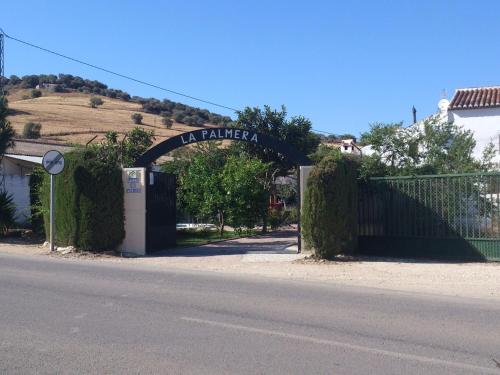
[41,150,125,250]
[302,156,359,258]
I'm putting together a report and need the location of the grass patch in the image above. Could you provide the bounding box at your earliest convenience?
[176,229,257,247]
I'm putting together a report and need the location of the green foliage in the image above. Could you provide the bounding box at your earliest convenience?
[29,167,46,235]
[0,96,15,155]
[310,143,342,164]
[181,144,227,235]
[22,122,42,139]
[131,113,143,124]
[234,105,320,175]
[222,155,268,231]
[302,156,359,258]
[89,127,154,167]
[0,191,16,236]
[360,116,489,176]
[89,96,104,108]
[30,89,42,98]
[179,144,270,234]
[40,150,125,250]
[162,114,173,128]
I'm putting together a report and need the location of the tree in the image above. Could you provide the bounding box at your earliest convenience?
[30,89,42,98]
[0,96,15,156]
[234,105,320,176]
[222,155,269,231]
[179,144,270,235]
[360,116,489,176]
[90,127,154,167]
[162,115,173,128]
[89,96,104,108]
[22,122,42,139]
[131,113,143,125]
[181,145,227,235]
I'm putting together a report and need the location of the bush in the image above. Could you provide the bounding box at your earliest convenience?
[22,122,42,139]
[31,89,42,98]
[0,191,16,235]
[301,156,359,258]
[29,167,46,235]
[162,115,173,128]
[40,150,125,250]
[89,96,104,108]
[131,113,143,124]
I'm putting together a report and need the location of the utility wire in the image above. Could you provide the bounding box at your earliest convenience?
[0,29,337,135]
[1,30,239,112]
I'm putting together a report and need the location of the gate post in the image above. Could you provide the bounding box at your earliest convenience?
[119,167,147,256]
[299,166,313,253]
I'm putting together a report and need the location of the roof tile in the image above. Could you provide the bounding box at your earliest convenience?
[450,87,500,110]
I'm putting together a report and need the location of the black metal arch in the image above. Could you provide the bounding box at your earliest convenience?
[134,127,312,167]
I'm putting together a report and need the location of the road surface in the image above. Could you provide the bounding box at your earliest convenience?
[1,252,499,374]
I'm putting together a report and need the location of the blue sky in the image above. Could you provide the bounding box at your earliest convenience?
[2,0,499,136]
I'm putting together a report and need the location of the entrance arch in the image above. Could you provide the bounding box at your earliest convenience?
[120,128,312,256]
[134,127,312,167]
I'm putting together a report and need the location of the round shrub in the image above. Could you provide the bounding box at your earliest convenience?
[23,122,42,139]
[302,156,359,258]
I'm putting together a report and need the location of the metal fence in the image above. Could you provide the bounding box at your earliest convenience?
[358,173,500,261]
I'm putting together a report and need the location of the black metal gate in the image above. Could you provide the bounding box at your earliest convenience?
[146,170,176,252]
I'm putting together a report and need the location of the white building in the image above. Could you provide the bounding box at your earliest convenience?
[444,86,500,161]
[1,140,73,224]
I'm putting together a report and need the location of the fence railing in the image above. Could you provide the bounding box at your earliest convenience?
[358,172,500,260]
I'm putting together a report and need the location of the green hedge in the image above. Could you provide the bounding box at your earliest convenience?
[302,156,359,259]
[41,150,125,250]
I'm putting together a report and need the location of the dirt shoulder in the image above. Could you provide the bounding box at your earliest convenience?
[2,239,499,301]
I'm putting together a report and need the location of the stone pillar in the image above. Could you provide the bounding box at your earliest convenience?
[119,168,147,256]
[299,166,313,253]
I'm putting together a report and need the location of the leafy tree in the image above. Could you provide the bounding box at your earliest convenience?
[360,116,490,176]
[89,96,104,108]
[90,127,154,167]
[181,145,227,235]
[234,105,320,176]
[131,113,143,125]
[0,96,15,156]
[222,155,269,231]
[22,122,42,139]
[179,144,270,235]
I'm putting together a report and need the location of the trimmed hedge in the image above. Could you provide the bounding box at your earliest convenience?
[41,150,125,250]
[302,156,359,259]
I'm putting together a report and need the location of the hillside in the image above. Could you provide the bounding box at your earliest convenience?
[6,88,212,147]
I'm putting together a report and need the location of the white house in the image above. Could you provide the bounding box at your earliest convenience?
[444,86,500,161]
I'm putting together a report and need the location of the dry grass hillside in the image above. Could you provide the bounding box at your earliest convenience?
[6,88,210,146]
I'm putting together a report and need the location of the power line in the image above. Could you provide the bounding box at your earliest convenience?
[1,30,239,112]
[0,29,338,136]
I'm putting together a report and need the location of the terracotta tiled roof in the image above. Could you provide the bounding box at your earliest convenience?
[449,87,500,110]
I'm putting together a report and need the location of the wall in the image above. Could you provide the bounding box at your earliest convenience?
[448,107,500,161]
[3,175,31,224]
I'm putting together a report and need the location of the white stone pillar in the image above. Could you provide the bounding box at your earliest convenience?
[119,168,147,256]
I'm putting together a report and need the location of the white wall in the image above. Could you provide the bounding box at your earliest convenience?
[449,107,500,161]
[3,175,31,224]
[119,168,147,256]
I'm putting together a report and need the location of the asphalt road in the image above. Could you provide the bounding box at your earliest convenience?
[1,252,500,374]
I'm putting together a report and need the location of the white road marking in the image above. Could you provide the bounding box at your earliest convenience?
[181,317,498,374]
